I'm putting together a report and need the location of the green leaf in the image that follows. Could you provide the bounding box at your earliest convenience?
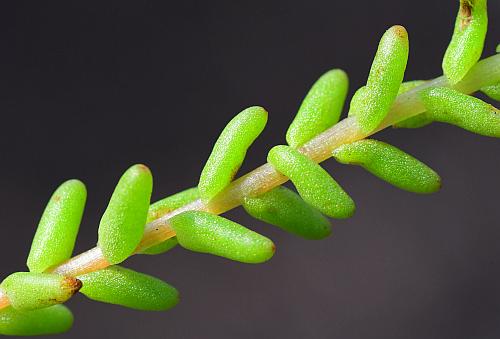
[78,266,178,311]
[349,25,409,133]
[480,45,499,100]
[170,211,275,264]
[442,0,488,84]
[199,106,267,202]
[27,179,86,273]
[420,87,500,137]
[333,139,441,194]
[0,305,73,336]
[286,69,349,148]
[481,83,500,101]
[267,145,355,219]
[98,164,153,264]
[0,273,81,311]
[243,186,331,239]
[140,187,199,255]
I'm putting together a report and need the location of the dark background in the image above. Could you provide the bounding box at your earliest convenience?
[0,1,499,338]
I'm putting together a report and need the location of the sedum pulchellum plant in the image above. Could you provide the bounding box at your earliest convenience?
[1,1,499,335]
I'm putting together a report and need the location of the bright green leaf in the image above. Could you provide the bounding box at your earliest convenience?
[199,106,267,202]
[286,69,349,148]
[98,164,153,264]
[79,266,178,311]
[333,139,441,193]
[442,0,488,84]
[170,211,275,264]
[243,186,332,239]
[0,305,73,336]
[267,145,355,219]
[349,25,409,132]
[0,273,81,311]
[27,179,86,273]
[420,87,500,137]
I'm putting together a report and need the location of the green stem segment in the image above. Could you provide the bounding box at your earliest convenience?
[0,53,499,311]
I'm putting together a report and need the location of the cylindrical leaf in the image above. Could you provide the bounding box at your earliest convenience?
[198,106,267,202]
[349,25,409,132]
[286,69,349,148]
[78,266,178,311]
[482,83,500,101]
[170,211,275,264]
[442,0,488,84]
[267,145,355,219]
[140,187,199,255]
[480,44,500,100]
[333,139,441,194]
[0,305,73,336]
[420,87,500,137]
[243,186,332,239]
[0,273,81,311]
[98,164,153,264]
[27,179,86,273]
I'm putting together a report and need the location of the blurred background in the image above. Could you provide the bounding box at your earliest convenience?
[0,1,499,338]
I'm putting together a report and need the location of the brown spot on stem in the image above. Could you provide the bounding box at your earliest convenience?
[459,0,473,30]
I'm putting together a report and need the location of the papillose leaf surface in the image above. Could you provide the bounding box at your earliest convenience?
[170,211,275,263]
[79,266,178,311]
[443,0,488,84]
[0,273,81,311]
[420,87,500,137]
[286,69,349,148]
[243,186,332,239]
[480,44,500,100]
[27,179,86,273]
[267,145,355,219]
[349,25,409,133]
[98,164,153,264]
[333,139,441,193]
[0,305,73,336]
[199,106,267,202]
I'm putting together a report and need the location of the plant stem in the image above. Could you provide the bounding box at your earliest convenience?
[0,53,499,310]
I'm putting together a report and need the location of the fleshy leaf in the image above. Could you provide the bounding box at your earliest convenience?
[170,211,275,264]
[27,179,86,273]
[0,272,81,311]
[243,186,332,239]
[442,0,488,84]
[480,44,500,100]
[98,164,153,264]
[349,25,409,133]
[420,87,500,137]
[79,266,178,311]
[267,145,355,219]
[0,305,73,336]
[286,69,349,148]
[199,106,267,202]
[333,139,441,193]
